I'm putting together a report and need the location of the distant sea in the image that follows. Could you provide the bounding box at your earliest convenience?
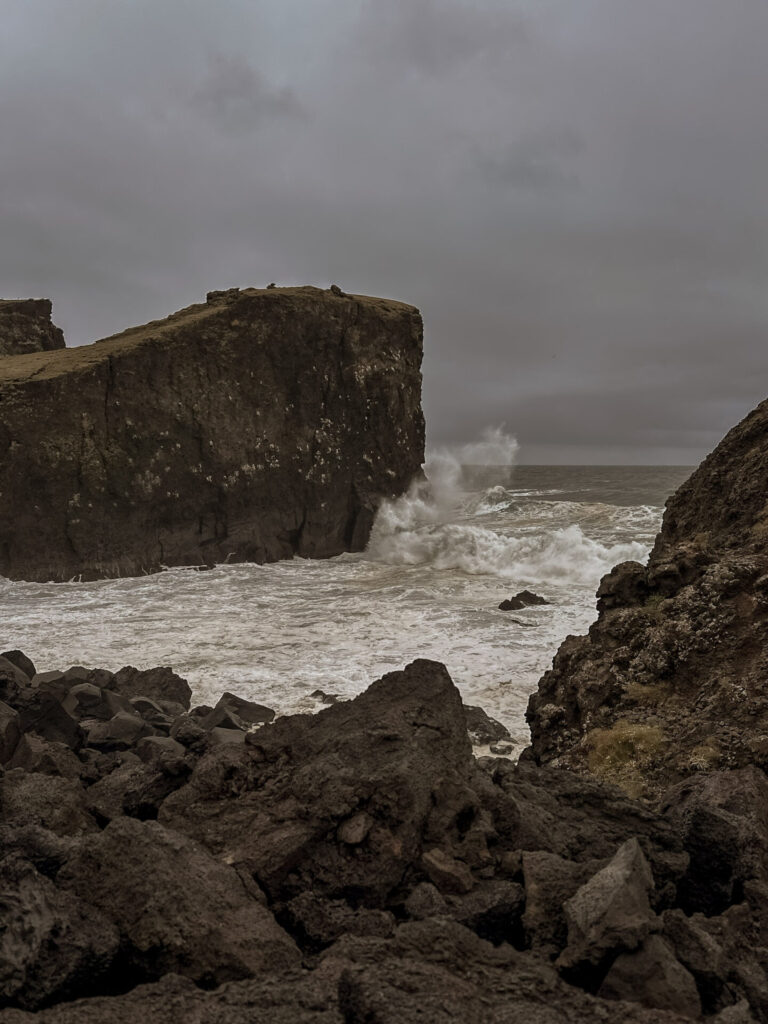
[0,459,692,752]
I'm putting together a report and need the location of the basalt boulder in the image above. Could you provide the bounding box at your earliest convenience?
[0,286,423,581]
[57,816,300,987]
[158,659,482,905]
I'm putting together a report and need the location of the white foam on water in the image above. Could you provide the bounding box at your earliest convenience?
[0,436,669,751]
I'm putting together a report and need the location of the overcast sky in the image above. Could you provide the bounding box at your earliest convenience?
[2,0,767,463]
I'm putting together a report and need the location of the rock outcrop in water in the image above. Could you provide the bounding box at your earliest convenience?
[0,300,66,357]
[0,286,423,581]
[1,651,766,1021]
[528,394,768,801]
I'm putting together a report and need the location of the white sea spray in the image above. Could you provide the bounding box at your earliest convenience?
[0,455,685,753]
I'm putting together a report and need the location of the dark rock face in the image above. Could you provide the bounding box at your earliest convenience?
[464,703,511,745]
[499,589,550,611]
[0,286,424,581]
[2,650,767,1021]
[158,660,477,906]
[0,300,65,358]
[528,393,768,799]
[57,817,300,986]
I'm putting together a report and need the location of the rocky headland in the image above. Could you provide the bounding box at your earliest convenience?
[0,286,423,581]
[0,300,65,357]
[528,394,768,801]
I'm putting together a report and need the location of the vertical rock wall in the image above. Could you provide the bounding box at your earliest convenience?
[0,286,424,581]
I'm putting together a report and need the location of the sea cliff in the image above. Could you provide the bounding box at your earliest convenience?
[528,395,768,801]
[0,286,423,582]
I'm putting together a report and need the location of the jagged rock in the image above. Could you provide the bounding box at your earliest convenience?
[558,838,656,972]
[311,689,340,704]
[85,762,186,823]
[499,589,550,611]
[0,659,32,705]
[0,970,343,1024]
[212,691,275,726]
[169,713,208,752]
[0,652,35,681]
[7,735,82,778]
[661,768,768,916]
[0,855,118,1010]
[487,760,688,892]
[444,880,525,945]
[0,825,74,879]
[595,561,650,610]
[490,740,514,754]
[0,299,65,357]
[280,892,395,952]
[0,771,97,836]
[0,286,423,582]
[0,702,20,764]
[29,673,69,702]
[109,666,192,710]
[0,651,762,1021]
[421,848,475,894]
[598,934,702,1017]
[134,735,187,765]
[129,697,174,733]
[14,691,83,751]
[662,909,732,1015]
[61,684,132,722]
[403,882,448,921]
[208,725,246,746]
[337,811,374,846]
[159,660,478,905]
[57,817,300,986]
[328,919,694,1023]
[528,393,768,797]
[201,706,248,731]
[131,695,186,720]
[522,850,606,958]
[83,711,153,751]
[463,704,510,745]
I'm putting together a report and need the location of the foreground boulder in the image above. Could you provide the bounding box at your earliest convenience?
[57,817,300,986]
[0,285,424,581]
[528,392,768,799]
[1,649,767,1020]
[158,659,479,905]
[0,300,65,358]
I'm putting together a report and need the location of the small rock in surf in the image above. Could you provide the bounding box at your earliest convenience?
[499,590,550,611]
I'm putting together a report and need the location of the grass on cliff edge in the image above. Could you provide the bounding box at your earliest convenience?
[585,720,666,798]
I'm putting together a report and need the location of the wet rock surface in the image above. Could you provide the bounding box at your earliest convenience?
[1,651,766,1021]
[499,589,550,611]
[0,286,424,581]
[528,392,768,800]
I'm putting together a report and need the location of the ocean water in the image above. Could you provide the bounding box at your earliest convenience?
[0,439,691,752]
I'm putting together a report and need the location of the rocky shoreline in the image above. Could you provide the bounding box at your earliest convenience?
[0,647,765,1021]
[2,322,768,1019]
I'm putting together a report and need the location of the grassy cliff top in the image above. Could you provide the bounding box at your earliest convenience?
[0,286,419,386]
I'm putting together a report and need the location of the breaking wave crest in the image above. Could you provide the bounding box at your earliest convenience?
[370,426,519,536]
[367,427,651,584]
[367,520,647,585]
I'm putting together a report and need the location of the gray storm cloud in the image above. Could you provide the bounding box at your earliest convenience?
[1,0,767,462]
